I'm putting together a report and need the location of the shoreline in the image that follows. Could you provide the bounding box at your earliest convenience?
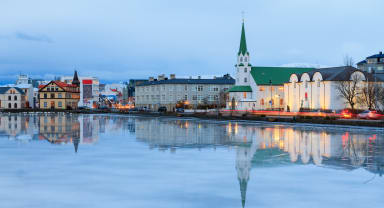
[1,109,384,128]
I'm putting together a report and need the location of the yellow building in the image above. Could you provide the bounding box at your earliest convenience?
[38,71,80,110]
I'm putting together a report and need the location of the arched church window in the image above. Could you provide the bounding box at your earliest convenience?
[261,99,264,105]
[244,68,247,73]
[317,80,320,87]
[240,57,243,62]
[244,57,247,62]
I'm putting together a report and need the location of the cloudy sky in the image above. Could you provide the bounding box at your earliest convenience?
[0,0,383,83]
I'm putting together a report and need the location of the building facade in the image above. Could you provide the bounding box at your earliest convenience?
[38,72,80,110]
[135,74,234,111]
[227,22,314,111]
[285,66,384,112]
[357,51,384,74]
[0,87,26,109]
[60,74,100,108]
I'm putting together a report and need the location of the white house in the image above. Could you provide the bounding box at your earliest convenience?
[285,66,384,112]
[0,87,26,109]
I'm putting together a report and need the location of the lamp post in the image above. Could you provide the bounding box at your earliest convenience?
[269,80,272,110]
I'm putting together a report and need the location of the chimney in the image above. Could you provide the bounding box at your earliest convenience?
[170,74,176,79]
[380,51,383,55]
[198,76,201,79]
[149,77,154,82]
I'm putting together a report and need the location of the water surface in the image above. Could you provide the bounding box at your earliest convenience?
[0,113,383,208]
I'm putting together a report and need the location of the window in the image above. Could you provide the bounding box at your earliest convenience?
[58,101,62,107]
[58,93,62,98]
[44,93,47,98]
[244,57,247,62]
[214,95,219,101]
[261,99,264,105]
[243,92,247,99]
[259,87,265,92]
[305,81,308,88]
[14,103,17,108]
[317,80,320,87]
[184,95,188,100]
[185,85,188,91]
[8,96,11,101]
[14,96,17,100]
[280,99,284,106]
[213,87,219,92]
[8,103,11,108]
[305,92,308,101]
[55,87,58,91]
[244,68,247,73]
[44,102,47,107]
[192,95,197,100]
[197,85,203,91]
[51,93,55,98]
[244,78,247,83]
[240,57,243,62]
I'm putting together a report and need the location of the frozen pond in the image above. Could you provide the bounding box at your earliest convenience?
[0,113,383,208]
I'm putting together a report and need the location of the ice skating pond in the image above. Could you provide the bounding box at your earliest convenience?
[0,113,383,208]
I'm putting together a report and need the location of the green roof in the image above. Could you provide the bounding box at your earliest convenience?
[229,85,252,92]
[250,67,314,85]
[238,22,249,56]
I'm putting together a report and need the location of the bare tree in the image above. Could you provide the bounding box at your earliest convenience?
[343,55,354,67]
[377,85,384,111]
[336,73,363,111]
[357,81,379,110]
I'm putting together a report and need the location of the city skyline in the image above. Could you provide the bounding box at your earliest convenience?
[1,0,384,83]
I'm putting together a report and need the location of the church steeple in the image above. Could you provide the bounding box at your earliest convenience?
[238,21,248,56]
[72,70,80,87]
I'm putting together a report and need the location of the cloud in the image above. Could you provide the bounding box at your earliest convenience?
[14,32,53,43]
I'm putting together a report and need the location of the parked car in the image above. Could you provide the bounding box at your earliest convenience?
[357,110,383,120]
[176,108,184,113]
[338,109,364,119]
[158,106,167,112]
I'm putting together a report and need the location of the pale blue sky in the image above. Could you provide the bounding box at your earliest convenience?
[0,0,383,82]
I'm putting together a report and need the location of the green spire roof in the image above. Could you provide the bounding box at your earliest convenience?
[238,22,248,56]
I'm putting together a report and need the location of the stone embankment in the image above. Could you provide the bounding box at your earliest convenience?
[1,109,383,128]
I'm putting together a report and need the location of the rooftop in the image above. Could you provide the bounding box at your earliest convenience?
[137,75,235,86]
[251,67,315,85]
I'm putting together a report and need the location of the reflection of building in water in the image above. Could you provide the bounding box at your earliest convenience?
[0,115,24,137]
[135,118,231,150]
[38,114,81,152]
[135,119,384,208]
[37,114,100,152]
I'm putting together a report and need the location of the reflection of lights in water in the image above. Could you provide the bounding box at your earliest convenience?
[234,123,238,135]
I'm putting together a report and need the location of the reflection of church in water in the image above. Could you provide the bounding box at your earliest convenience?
[134,118,384,208]
[37,114,100,152]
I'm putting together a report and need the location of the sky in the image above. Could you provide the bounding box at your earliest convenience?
[0,0,383,83]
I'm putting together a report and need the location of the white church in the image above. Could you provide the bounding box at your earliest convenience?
[228,22,384,112]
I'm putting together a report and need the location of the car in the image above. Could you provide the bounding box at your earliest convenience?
[357,110,383,120]
[176,108,184,113]
[338,109,364,119]
[158,106,167,112]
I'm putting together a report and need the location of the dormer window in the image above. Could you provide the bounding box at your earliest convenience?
[244,68,247,73]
